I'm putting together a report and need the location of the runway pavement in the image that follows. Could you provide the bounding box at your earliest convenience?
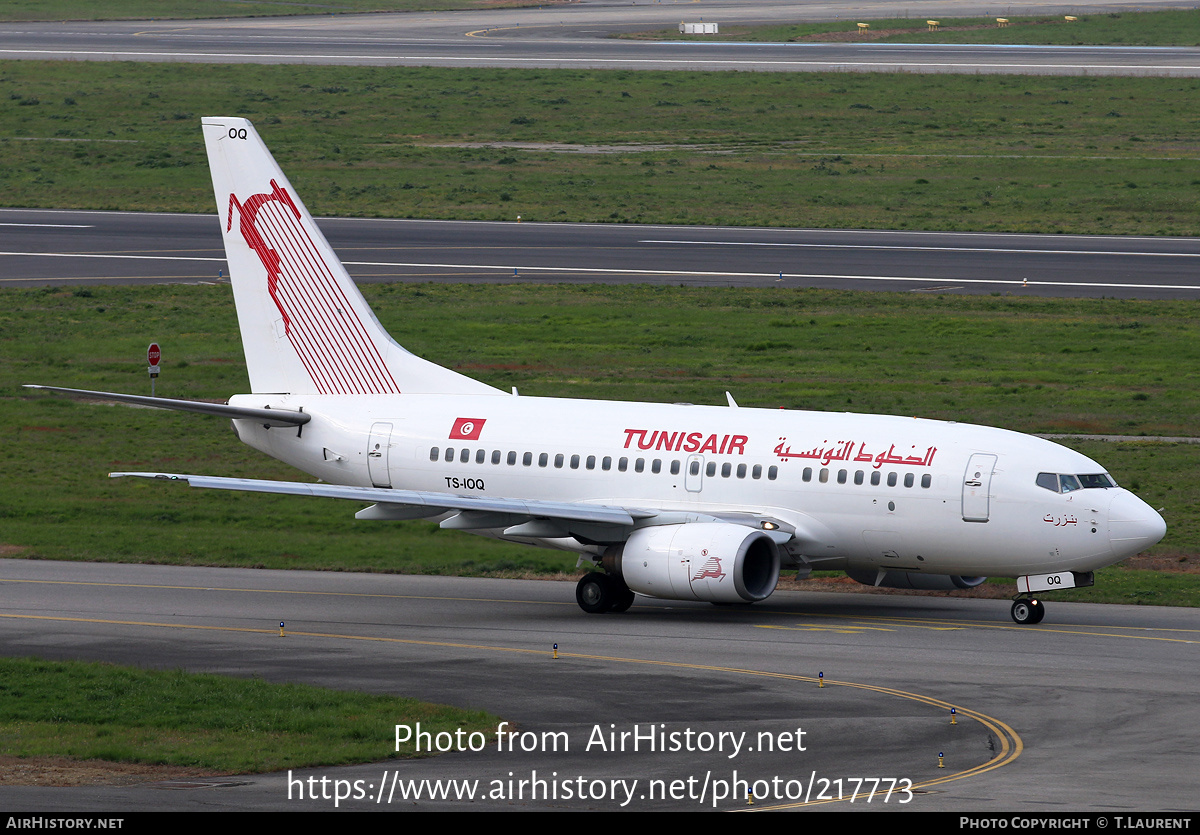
[4,207,1200,299]
[0,559,1195,811]
[3,0,1200,76]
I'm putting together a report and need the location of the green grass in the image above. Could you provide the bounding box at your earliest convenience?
[4,61,1200,234]
[1037,563,1199,607]
[0,657,498,772]
[4,283,1199,595]
[636,10,1200,47]
[0,0,552,22]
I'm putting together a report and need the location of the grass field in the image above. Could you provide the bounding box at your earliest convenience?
[5,283,1198,607]
[3,61,1200,234]
[0,0,556,22]
[0,657,498,773]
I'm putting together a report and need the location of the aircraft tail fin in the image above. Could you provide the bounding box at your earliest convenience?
[201,117,498,396]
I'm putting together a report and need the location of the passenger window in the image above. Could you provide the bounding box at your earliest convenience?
[854,470,864,485]
[652,459,662,474]
[429,447,439,462]
[736,463,746,479]
[492,450,501,465]
[603,456,612,471]
[445,447,455,462]
[636,458,645,473]
[671,460,681,475]
[768,466,778,481]
[507,451,517,465]
[705,461,715,477]
[887,472,897,487]
[752,464,762,479]
[721,462,731,478]
[921,474,931,489]
[819,468,829,483]
[802,467,812,482]
[460,448,470,463]
[476,449,486,464]
[538,452,548,467]
[619,458,629,472]
[522,452,532,466]
[587,455,596,470]
[571,454,580,469]
[837,469,847,484]
[555,453,564,468]
[871,471,881,486]
[689,460,700,476]
[904,473,914,488]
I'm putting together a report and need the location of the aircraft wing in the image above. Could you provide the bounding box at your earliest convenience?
[110,472,655,535]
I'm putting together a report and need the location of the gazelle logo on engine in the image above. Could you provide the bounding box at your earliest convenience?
[692,556,727,582]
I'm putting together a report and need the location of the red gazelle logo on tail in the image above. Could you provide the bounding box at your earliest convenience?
[227,180,400,396]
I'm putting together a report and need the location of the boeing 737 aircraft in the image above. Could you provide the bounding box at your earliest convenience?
[29,117,1167,624]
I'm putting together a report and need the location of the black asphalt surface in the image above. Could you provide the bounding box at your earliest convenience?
[4,208,1200,299]
[1,560,1196,812]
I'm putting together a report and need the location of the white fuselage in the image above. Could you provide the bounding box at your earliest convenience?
[228,392,1162,579]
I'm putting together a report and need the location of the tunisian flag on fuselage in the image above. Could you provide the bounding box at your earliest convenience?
[450,418,486,441]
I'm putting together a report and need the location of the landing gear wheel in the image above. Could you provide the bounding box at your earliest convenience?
[610,586,636,613]
[1011,598,1045,625]
[576,572,615,614]
[1027,599,1045,624]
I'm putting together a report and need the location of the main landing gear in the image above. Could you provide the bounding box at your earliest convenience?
[576,572,636,614]
[1010,597,1045,625]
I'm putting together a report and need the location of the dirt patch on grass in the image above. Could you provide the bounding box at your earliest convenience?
[797,24,1028,42]
[1122,552,1200,573]
[0,755,221,787]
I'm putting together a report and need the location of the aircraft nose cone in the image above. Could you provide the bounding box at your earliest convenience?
[1108,491,1166,559]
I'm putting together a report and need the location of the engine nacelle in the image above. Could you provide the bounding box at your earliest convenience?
[845,569,987,591]
[614,523,781,603]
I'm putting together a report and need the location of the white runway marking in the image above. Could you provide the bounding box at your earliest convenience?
[5,251,1197,291]
[641,239,1200,258]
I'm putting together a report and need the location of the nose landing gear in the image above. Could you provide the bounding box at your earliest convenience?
[1010,597,1045,625]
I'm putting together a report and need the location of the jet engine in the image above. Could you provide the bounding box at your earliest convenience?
[610,523,781,603]
[845,569,987,591]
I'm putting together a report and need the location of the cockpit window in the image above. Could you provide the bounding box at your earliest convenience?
[1037,472,1117,493]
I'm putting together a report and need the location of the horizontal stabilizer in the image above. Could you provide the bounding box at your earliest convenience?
[25,385,310,427]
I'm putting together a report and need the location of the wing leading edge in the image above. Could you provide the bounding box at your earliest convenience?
[109,472,655,538]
